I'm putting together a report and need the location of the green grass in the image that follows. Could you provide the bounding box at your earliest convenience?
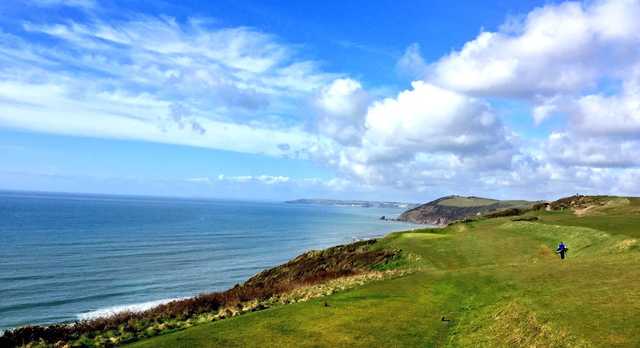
[533,198,640,238]
[128,197,640,347]
[438,197,498,207]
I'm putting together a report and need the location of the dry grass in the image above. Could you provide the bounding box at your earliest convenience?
[452,301,591,347]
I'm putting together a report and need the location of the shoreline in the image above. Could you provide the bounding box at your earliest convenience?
[1,224,427,347]
[3,223,432,332]
[0,225,418,333]
[76,298,189,322]
[0,193,420,334]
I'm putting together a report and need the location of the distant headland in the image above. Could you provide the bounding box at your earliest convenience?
[285,198,419,209]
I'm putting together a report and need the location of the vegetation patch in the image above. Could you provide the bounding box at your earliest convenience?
[438,197,498,207]
[449,301,590,347]
[484,207,525,218]
[512,216,538,222]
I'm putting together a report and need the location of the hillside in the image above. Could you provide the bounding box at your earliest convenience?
[4,195,640,347]
[127,195,640,347]
[397,195,538,225]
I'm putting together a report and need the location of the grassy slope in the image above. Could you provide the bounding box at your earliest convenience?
[129,198,640,348]
[438,197,498,207]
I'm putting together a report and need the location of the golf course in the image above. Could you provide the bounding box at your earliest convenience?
[125,196,640,347]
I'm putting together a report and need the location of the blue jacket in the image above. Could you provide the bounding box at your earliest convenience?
[557,243,566,252]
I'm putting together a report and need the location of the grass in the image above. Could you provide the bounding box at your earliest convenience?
[120,197,639,347]
[438,196,498,207]
[534,197,640,238]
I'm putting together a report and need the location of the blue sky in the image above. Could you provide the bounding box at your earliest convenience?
[1,0,639,202]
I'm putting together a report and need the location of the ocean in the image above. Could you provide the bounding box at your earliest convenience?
[0,191,421,331]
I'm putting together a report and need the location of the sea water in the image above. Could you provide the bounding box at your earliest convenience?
[0,191,421,331]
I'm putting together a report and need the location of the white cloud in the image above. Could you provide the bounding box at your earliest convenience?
[363,81,507,157]
[216,174,290,185]
[313,78,370,145]
[255,175,290,184]
[311,81,516,189]
[545,132,640,168]
[571,65,640,137]
[186,174,369,192]
[0,14,339,156]
[532,95,563,124]
[429,0,640,97]
[377,0,640,198]
[532,64,640,169]
[338,0,640,198]
[0,80,313,156]
[19,16,336,101]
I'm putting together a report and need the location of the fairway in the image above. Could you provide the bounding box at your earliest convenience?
[128,198,640,347]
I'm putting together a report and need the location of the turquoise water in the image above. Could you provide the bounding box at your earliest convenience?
[0,191,420,331]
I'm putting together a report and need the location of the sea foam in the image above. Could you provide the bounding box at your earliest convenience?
[77,298,185,321]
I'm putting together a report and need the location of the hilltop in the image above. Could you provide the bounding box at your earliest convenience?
[397,195,539,225]
[4,195,640,347]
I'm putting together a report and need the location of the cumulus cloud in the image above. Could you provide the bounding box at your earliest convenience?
[546,132,640,168]
[571,65,640,137]
[313,78,370,145]
[429,0,640,97]
[362,81,508,158]
[311,81,517,189]
[378,0,640,197]
[534,63,640,169]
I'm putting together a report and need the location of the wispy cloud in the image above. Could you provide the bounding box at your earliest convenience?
[0,11,337,156]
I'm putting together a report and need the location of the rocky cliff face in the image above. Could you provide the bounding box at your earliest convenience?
[398,196,536,226]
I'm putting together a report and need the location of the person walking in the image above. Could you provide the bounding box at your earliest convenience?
[556,242,568,260]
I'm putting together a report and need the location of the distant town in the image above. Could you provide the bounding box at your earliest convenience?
[285,199,419,209]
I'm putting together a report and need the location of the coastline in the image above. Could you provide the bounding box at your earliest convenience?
[72,222,431,328]
[1,223,428,347]
[76,298,188,322]
[81,222,431,319]
[1,192,421,334]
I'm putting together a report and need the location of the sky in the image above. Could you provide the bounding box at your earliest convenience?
[1,0,640,202]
